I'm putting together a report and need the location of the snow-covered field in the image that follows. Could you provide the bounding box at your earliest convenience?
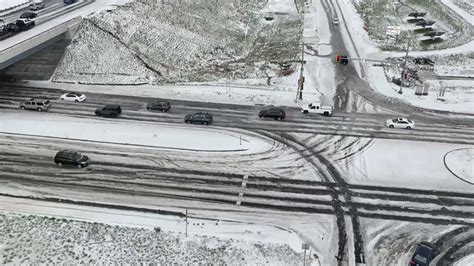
[53,0,303,85]
[0,0,28,12]
[0,211,308,265]
[0,110,271,153]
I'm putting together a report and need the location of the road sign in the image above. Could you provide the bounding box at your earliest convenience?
[386,26,401,37]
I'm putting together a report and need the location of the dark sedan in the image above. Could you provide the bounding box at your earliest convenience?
[20,12,37,19]
[409,242,436,266]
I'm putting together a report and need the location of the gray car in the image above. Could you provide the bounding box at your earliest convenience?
[20,98,51,112]
[184,112,213,125]
[147,100,171,112]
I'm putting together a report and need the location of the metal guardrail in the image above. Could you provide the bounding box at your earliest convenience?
[0,16,82,69]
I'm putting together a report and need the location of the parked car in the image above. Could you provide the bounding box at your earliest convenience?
[64,0,77,4]
[60,92,87,102]
[409,242,435,266]
[385,117,415,129]
[259,107,286,120]
[16,19,35,31]
[20,12,37,19]
[301,102,333,116]
[95,105,122,118]
[20,98,51,112]
[54,150,90,168]
[4,23,20,33]
[147,100,171,112]
[184,112,213,125]
[29,0,45,11]
[333,17,339,25]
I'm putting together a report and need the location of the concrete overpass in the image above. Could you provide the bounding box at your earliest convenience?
[0,16,82,71]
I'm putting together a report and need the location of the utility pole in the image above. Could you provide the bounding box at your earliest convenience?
[296,42,305,101]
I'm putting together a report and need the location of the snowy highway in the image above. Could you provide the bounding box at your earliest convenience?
[0,83,473,264]
[1,0,474,264]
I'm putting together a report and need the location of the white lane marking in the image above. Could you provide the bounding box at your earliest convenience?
[236,174,249,205]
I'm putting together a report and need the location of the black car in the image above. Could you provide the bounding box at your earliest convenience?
[147,100,171,112]
[4,23,20,32]
[259,107,286,120]
[409,242,436,266]
[184,112,213,125]
[95,105,122,118]
[20,12,37,19]
[54,150,90,168]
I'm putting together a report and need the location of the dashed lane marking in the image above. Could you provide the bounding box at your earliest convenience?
[236,174,249,205]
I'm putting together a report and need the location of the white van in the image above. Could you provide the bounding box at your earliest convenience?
[29,0,45,11]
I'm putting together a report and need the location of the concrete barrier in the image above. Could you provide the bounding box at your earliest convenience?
[0,16,82,70]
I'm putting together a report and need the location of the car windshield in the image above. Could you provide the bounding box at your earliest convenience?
[392,119,399,122]
[44,100,49,104]
[414,254,427,263]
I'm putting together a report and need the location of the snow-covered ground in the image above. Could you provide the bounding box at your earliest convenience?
[337,138,474,192]
[1,0,474,264]
[0,110,270,153]
[444,147,474,184]
[0,201,316,265]
[0,0,28,12]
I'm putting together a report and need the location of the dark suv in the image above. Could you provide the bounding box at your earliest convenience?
[54,150,90,168]
[95,105,122,118]
[20,98,51,112]
[409,242,436,266]
[259,107,286,120]
[16,19,35,30]
[147,100,171,112]
[184,112,213,125]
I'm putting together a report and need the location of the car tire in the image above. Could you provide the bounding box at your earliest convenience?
[77,164,83,169]
[57,162,62,167]
[406,126,411,129]
[303,110,308,114]
[203,121,208,125]
[389,125,394,128]
[185,120,190,124]
[111,113,117,118]
[21,106,25,110]
[37,108,42,112]
[147,108,152,111]
[276,117,281,120]
[75,99,79,102]
[161,109,167,112]
[259,115,263,118]
[95,112,100,116]
[324,112,329,116]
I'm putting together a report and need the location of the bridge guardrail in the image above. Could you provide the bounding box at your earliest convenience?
[0,16,82,67]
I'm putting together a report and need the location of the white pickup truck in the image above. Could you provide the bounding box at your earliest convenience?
[301,102,333,116]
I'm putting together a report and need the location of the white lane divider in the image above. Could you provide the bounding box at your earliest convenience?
[236,174,249,205]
